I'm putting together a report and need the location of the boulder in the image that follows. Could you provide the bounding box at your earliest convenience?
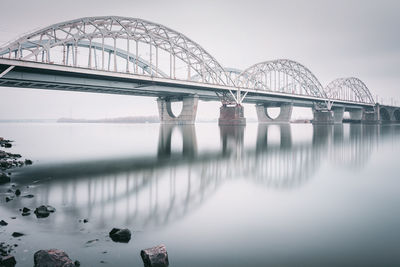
[34,205,56,218]
[0,173,10,184]
[34,249,76,267]
[109,228,131,243]
[0,255,16,267]
[140,244,169,267]
[11,232,24,238]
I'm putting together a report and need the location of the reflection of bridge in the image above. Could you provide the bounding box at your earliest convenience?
[1,16,399,125]
[9,124,388,229]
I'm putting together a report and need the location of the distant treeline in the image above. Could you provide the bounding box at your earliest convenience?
[57,116,160,123]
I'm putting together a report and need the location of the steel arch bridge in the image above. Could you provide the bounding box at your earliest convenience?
[324,77,375,104]
[236,59,326,98]
[0,16,381,107]
[0,16,234,85]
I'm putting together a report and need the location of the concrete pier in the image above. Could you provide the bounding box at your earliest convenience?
[332,107,345,124]
[255,103,293,123]
[312,109,334,124]
[362,107,380,124]
[218,105,246,126]
[157,95,199,124]
[349,109,363,121]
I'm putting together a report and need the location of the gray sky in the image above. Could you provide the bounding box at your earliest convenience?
[0,0,399,119]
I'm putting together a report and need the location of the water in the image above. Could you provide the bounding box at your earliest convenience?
[1,122,400,267]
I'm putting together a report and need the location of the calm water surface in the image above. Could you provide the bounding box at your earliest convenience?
[1,122,400,267]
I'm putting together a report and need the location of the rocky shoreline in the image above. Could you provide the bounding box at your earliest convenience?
[0,136,169,267]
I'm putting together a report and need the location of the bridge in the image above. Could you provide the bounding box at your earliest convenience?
[0,16,399,125]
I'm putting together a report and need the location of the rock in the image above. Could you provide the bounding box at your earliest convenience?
[0,220,8,226]
[83,219,88,223]
[0,173,10,184]
[34,205,56,218]
[3,143,12,148]
[109,228,131,243]
[22,207,30,213]
[11,232,24,238]
[5,197,12,202]
[33,249,76,267]
[14,189,20,196]
[74,260,81,267]
[0,255,17,267]
[23,194,35,198]
[140,244,169,267]
[24,159,33,165]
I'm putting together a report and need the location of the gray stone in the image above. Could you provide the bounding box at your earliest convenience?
[140,244,169,267]
[34,205,56,218]
[34,249,75,267]
[0,255,16,267]
[0,173,10,184]
[109,228,131,243]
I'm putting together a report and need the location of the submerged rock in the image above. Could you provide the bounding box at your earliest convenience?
[0,173,10,184]
[0,255,17,267]
[140,244,169,267]
[34,205,56,218]
[34,249,76,267]
[21,207,31,216]
[11,232,24,238]
[109,228,131,243]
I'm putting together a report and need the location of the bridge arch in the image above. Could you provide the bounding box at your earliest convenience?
[236,59,326,98]
[380,107,391,122]
[0,16,233,86]
[325,77,375,104]
[393,109,400,122]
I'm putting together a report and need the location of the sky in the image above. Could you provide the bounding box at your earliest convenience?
[0,0,399,120]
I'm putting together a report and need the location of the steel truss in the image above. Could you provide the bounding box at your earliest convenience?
[236,59,326,98]
[325,77,375,104]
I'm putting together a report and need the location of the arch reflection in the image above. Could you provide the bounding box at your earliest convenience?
[5,123,395,229]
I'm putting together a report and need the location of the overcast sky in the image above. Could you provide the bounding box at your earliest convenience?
[0,0,399,120]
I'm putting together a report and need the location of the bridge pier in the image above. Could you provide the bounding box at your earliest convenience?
[157,95,198,124]
[255,103,293,123]
[332,107,345,124]
[312,109,334,124]
[349,109,363,121]
[362,106,380,124]
[218,105,246,126]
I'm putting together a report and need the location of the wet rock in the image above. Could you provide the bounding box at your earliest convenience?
[34,205,56,218]
[109,228,131,243]
[140,244,169,267]
[85,239,99,247]
[74,260,81,267]
[0,173,10,184]
[22,207,30,213]
[24,159,33,165]
[14,189,20,196]
[34,249,76,267]
[0,255,16,267]
[5,197,12,202]
[83,219,88,223]
[11,232,24,238]
[21,207,31,216]
[23,194,34,198]
[0,220,8,226]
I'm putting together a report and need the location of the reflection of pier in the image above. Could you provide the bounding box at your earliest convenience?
[8,123,391,229]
